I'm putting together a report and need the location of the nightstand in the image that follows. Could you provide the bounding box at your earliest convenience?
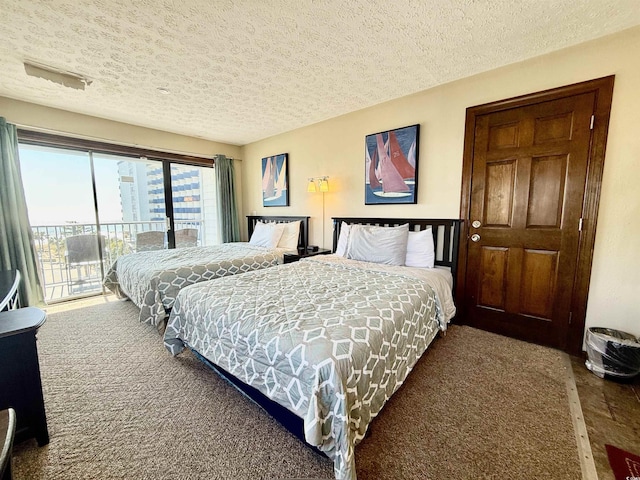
[283,248,332,264]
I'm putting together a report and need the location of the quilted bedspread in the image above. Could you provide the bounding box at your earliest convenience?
[103,243,284,327]
[164,255,453,480]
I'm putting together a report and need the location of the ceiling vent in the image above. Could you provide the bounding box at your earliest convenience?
[23,61,92,90]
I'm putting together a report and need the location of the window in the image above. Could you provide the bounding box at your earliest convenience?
[18,130,217,302]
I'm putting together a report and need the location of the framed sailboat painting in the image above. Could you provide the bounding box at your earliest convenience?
[262,153,289,207]
[365,124,420,204]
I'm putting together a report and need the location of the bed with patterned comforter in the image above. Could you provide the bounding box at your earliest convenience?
[104,242,285,327]
[163,254,455,480]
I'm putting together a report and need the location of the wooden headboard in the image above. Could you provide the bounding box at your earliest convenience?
[331,217,462,280]
[246,216,310,250]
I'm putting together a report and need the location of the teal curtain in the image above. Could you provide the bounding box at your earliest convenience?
[215,155,240,243]
[0,118,45,306]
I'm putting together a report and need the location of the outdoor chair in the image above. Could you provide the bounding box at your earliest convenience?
[65,234,107,295]
[175,228,198,248]
[135,231,165,252]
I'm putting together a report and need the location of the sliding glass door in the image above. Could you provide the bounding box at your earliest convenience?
[18,141,217,303]
[169,163,218,249]
[93,154,168,255]
[20,145,103,300]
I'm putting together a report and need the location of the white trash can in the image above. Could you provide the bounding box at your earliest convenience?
[585,327,640,380]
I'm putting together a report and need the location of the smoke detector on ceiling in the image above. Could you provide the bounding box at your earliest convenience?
[23,60,92,90]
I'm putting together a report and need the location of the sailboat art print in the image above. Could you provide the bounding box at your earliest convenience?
[365,124,419,204]
[262,153,289,207]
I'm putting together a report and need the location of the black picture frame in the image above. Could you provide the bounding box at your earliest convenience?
[365,124,419,205]
[261,153,289,207]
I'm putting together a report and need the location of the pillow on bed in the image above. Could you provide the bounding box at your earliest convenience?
[405,227,435,268]
[249,221,285,248]
[335,222,351,256]
[346,223,409,266]
[277,220,301,250]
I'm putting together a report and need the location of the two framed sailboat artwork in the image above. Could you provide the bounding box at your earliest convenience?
[261,153,289,207]
[262,124,418,207]
[365,124,419,204]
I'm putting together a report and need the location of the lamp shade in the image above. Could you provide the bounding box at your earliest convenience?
[307,179,317,193]
[319,178,329,192]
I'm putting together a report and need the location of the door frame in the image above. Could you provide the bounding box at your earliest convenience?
[457,76,615,355]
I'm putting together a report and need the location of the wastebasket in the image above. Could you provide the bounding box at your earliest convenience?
[585,327,640,380]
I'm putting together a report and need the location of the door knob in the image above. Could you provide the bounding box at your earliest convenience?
[471,233,481,242]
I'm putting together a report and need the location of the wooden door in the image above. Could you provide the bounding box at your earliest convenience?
[459,78,614,352]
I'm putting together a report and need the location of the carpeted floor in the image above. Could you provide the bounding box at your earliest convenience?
[12,298,582,479]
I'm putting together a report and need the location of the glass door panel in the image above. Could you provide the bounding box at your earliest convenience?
[19,141,216,303]
[169,164,218,248]
[19,145,102,301]
[93,154,168,262]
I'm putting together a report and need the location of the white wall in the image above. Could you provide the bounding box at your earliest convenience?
[0,96,244,238]
[241,26,640,339]
[0,96,241,159]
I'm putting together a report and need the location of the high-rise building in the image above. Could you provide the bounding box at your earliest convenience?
[118,161,151,222]
[117,160,217,245]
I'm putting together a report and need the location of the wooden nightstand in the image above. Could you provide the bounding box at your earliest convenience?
[283,248,332,264]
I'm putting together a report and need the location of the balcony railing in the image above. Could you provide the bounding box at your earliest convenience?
[32,220,202,303]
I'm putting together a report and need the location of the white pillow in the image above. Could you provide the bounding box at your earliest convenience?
[405,227,435,268]
[335,222,351,256]
[277,221,301,250]
[249,221,285,248]
[346,223,409,266]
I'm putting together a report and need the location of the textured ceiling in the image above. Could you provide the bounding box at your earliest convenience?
[0,0,639,146]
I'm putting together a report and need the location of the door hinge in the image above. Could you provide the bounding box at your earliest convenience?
[578,217,584,231]
[569,312,573,324]
[590,115,595,130]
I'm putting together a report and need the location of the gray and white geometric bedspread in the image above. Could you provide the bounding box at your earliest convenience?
[164,255,452,480]
[103,243,284,327]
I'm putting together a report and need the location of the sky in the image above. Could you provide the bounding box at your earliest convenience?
[19,145,126,225]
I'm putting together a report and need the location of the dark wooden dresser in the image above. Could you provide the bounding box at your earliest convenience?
[0,307,49,446]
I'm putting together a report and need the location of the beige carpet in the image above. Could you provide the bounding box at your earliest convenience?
[13,298,582,479]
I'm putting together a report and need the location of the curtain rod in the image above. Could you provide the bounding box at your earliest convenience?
[13,123,240,161]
